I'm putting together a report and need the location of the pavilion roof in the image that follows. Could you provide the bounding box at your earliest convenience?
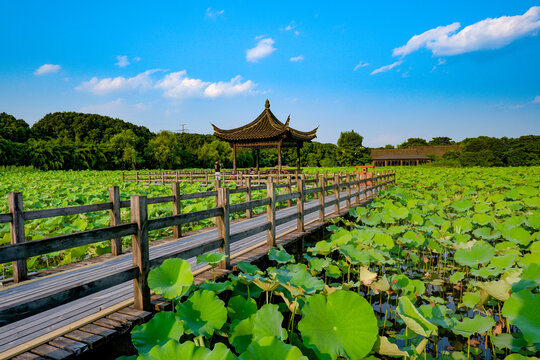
[212,100,317,142]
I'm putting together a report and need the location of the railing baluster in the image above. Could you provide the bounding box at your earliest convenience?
[109,186,122,255]
[9,192,27,282]
[172,182,182,238]
[131,195,151,311]
[266,181,276,247]
[216,188,231,269]
[297,175,305,233]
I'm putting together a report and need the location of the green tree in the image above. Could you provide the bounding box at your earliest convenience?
[398,137,428,148]
[337,131,370,166]
[428,137,454,145]
[197,140,233,168]
[0,113,31,142]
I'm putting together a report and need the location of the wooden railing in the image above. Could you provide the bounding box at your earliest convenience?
[0,170,395,322]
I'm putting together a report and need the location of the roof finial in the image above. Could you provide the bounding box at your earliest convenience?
[265,99,270,109]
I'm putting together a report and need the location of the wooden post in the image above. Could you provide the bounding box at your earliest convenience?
[233,144,237,173]
[277,142,282,174]
[205,172,209,186]
[345,172,351,209]
[108,186,122,256]
[9,192,27,282]
[314,172,319,199]
[318,177,325,221]
[287,175,292,208]
[363,173,368,201]
[135,171,139,183]
[175,170,179,183]
[161,171,165,185]
[297,175,305,233]
[334,174,340,214]
[355,172,361,204]
[216,188,231,269]
[172,182,182,238]
[266,181,276,247]
[122,172,125,182]
[131,195,151,311]
[246,177,252,219]
[190,171,193,184]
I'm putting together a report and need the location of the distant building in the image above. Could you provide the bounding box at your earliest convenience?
[371,145,460,166]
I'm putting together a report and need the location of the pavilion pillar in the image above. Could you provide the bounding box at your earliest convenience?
[400,160,403,166]
[233,144,237,173]
[416,159,419,166]
[384,160,388,167]
[277,142,282,173]
[296,144,301,173]
[256,149,260,171]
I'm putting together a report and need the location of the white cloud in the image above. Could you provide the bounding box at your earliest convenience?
[206,8,224,19]
[393,6,540,57]
[75,69,162,94]
[353,61,370,71]
[115,55,130,67]
[34,64,61,76]
[532,95,540,103]
[370,60,403,75]
[204,76,255,98]
[246,37,276,62]
[283,21,299,35]
[290,55,304,62]
[432,58,447,71]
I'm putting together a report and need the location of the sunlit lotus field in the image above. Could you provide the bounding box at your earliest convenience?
[122,167,540,359]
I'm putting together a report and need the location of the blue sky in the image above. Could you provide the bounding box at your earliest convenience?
[1,1,539,147]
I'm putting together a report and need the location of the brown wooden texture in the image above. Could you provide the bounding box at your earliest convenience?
[9,192,27,282]
[216,188,231,269]
[108,186,122,256]
[297,175,305,232]
[131,196,151,311]
[172,182,182,238]
[266,181,276,247]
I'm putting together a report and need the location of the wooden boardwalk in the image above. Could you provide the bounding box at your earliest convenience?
[0,171,394,359]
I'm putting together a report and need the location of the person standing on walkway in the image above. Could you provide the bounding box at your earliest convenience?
[214,160,221,180]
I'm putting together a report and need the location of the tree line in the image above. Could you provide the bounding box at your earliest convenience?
[0,112,537,170]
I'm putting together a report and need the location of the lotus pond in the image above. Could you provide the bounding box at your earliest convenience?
[120,167,540,359]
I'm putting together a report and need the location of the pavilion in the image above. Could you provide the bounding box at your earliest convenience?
[212,99,317,173]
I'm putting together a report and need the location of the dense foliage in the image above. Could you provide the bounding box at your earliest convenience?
[120,166,540,359]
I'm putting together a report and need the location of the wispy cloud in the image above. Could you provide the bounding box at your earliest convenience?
[115,55,130,67]
[353,61,370,71]
[75,69,162,94]
[34,64,61,76]
[532,95,540,103]
[246,37,276,62]
[77,69,256,99]
[393,6,540,57]
[370,61,403,75]
[432,58,447,71]
[206,8,224,19]
[283,21,300,36]
[290,55,304,62]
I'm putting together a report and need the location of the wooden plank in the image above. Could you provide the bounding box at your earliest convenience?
[245,178,252,219]
[148,238,223,269]
[228,198,270,213]
[275,212,300,227]
[304,204,322,215]
[304,187,321,195]
[297,176,305,233]
[64,329,105,348]
[92,318,125,331]
[78,324,117,341]
[147,207,223,231]
[216,188,230,269]
[266,182,276,247]
[230,222,270,244]
[30,344,72,360]
[147,195,174,205]
[12,352,49,360]
[24,202,112,221]
[108,186,122,256]
[131,196,151,311]
[9,192,27,283]
[275,191,300,203]
[172,183,181,238]
[49,336,88,356]
[0,223,137,264]
[0,213,12,224]
[0,267,138,325]
[180,190,217,200]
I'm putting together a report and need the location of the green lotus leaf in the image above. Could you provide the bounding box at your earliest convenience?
[138,340,237,360]
[131,311,184,354]
[268,246,295,264]
[470,266,503,279]
[390,205,409,220]
[502,289,540,344]
[230,317,254,354]
[474,202,491,213]
[521,263,540,285]
[505,189,521,201]
[361,212,381,226]
[199,280,233,294]
[288,269,325,294]
[239,336,307,360]
[373,233,394,249]
[503,226,532,246]
[428,214,445,226]
[526,214,540,230]
[298,290,378,359]
[476,280,511,301]
[371,276,390,293]
[397,296,438,337]
[373,336,409,357]
[473,227,501,240]
[472,213,494,226]
[490,333,531,352]
[329,229,353,246]
[503,354,539,360]
[449,271,464,284]
[454,242,496,267]
[197,252,227,266]
[418,303,454,329]
[176,290,227,337]
[309,257,330,272]
[452,199,473,212]
[227,295,258,322]
[452,314,495,337]
[453,218,473,233]
[148,258,194,299]
[308,240,333,256]
[490,251,518,269]
[523,197,540,208]
[236,261,261,275]
[325,264,342,279]
[252,303,288,341]
[339,244,370,265]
